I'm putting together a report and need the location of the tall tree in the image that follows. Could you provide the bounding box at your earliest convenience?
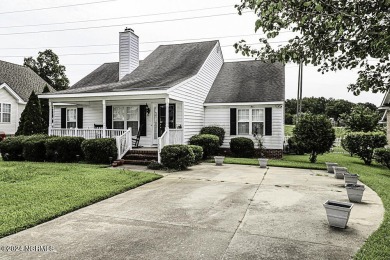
[40,85,51,132]
[235,1,390,95]
[24,49,69,91]
[325,99,354,125]
[341,105,381,132]
[16,91,44,136]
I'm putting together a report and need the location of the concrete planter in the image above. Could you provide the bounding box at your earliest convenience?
[214,156,225,166]
[258,158,269,168]
[333,167,348,179]
[325,162,338,173]
[323,200,354,228]
[346,184,365,203]
[344,173,359,185]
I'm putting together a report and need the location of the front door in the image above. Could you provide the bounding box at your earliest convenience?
[158,104,176,137]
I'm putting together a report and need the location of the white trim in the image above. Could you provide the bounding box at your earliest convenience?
[52,103,77,106]
[39,89,167,99]
[0,83,26,104]
[204,101,284,107]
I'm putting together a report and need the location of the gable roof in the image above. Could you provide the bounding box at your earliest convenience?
[72,62,119,89]
[57,40,218,94]
[0,60,55,102]
[205,61,285,103]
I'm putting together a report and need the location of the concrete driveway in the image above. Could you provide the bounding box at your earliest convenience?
[0,164,384,260]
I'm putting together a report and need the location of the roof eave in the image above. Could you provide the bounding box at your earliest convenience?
[39,89,168,99]
[0,82,26,103]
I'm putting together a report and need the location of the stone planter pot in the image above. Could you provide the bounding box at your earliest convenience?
[258,158,269,168]
[333,167,348,179]
[325,162,338,173]
[214,156,225,166]
[344,173,359,185]
[323,200,354,228]
[345,184,365,203]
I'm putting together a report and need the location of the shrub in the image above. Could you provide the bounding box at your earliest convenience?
[342,132,387,165]
[188,145,203,164]
[189,134,220,159]
[22,134,51,162]
[287,137,305,155]
[81,138,117,164]
[161,145,195,170]
[293,113,336,163]
[147,161,164,170]
[200,126,225,146]
[0,136,27,161]
[230,137,255,158]
[374,148,390,169]
[341,105,381,132]
[45,136,85,162]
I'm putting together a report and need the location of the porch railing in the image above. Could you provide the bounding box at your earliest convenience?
[169,129,183,145]
[116,128,132,159]
[49,128,126,139]
[158,129,169,163]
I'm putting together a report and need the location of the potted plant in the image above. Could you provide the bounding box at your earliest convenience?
[333,166,348,179]
[214,156,225,166]
[344,173,359,185]
[323,200,354,228]
[325,162,338,173]
[345,184,365,203]
[254,132,268,168]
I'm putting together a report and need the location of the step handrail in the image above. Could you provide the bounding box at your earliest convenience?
[157,129,168,163]
[116,128,132,159]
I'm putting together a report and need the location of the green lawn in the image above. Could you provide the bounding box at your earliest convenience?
[285,125,346,138]
[0,161,161,238]
[223,154,390,259]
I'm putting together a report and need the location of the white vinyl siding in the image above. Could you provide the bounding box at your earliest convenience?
[0,87,22,135]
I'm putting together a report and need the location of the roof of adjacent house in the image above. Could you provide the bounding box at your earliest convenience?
[205,61,285,103]
[0,60,55,101]
[58,40,219,94]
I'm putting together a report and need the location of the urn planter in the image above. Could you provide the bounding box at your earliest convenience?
[323,200,354,228]
[258,158,269,168]
[333,167,348,179]
[344,173,359,185]
[214,156,225,166]
[325,162,338,173]
[345,184,365,203]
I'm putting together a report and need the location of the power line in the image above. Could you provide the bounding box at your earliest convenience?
[0,0,119,15]
[0,5,233,29]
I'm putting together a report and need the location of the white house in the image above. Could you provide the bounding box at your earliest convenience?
[379,90,390,144]
[0,60,55,135]
[40,28,285,161]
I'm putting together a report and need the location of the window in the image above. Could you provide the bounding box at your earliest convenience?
[66,108,77,128]
[0,103,11,123]
[126,106,138,133]
[113,106,138,135]
[237,109,249,135]
[237,108,264,135]
[113,107,125,129]
[252,109,264,136]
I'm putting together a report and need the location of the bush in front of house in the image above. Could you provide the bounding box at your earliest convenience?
[0,135,27,161]
[147,160,164,170]
[160,145,195,170]
[189,134,219,159]
[45,136,85,162]
[81,138,118,164]
[287,137,305,155]
[22,134,51,162]
[374,148,390,169]
[188,145,203,164]
[200,126,225,146]
[230,137,255,158]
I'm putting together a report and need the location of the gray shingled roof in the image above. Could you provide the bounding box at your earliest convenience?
[55,40,218,94]
[72,62,119,89]
[0,60,55,101]
[205,61,285,103]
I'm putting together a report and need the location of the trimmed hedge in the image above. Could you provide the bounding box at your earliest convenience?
[81,138,117,164]
[147,161,164,170]
[22,134,51,162]
[45,136,85,162]
[374,148,390,169]
[0,136,27,161]
[161,145,195,170]
[200,126,225,146]
[189,134,219,159]
[188,145,203,164]
[230,137,255,158]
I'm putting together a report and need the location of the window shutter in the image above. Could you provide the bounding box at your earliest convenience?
[230,108,237,135]
[106,106,112,129]
[61,108,66,128]
[77,108,83,129]
[265,107,272,136]
[139,105,147,136]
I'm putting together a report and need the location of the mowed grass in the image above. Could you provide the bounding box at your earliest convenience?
[285,124,346,138]
[0,161,161,238]
[223,153,390,259]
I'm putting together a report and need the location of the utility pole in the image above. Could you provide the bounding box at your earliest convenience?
[296,61,303,124]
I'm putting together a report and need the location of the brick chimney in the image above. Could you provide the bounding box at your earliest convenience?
[119,28,139,80]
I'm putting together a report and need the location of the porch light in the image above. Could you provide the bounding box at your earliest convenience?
[146,103,150,115]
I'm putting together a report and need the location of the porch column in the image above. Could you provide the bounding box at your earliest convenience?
[102,99,106,138]
[48,101,53,135]
[165,96,170,144]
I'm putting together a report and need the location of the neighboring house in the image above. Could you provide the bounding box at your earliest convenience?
[379,90,390,144]
[40,28,285,160]
[0,60,55,135]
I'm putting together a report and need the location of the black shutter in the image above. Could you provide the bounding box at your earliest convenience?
[140,105,147,136]
[61,108,66,128]
[230,108,237,135]
[106,106,112,129]
[77,108,83,129]
[265,107,272,136]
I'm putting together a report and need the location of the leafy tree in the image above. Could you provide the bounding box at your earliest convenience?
[235,1,390,95]
[341,105,381,132]
[40,85,51,133]
[285,99,297,116]
[16,91,44,136]
[24,49,69,91]
[293,113,335,163]
[325,99,354,125]
[356,102,378,112]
